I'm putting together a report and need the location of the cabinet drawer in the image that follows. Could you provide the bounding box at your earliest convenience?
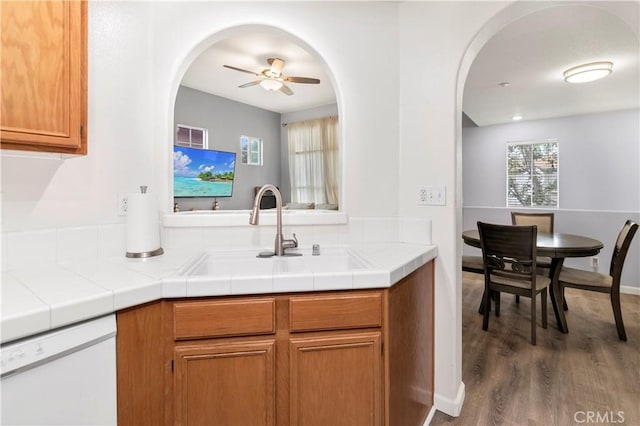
[289,292,382,332]
[173,298,275,340]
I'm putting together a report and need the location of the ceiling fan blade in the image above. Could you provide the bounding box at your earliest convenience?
[279,84,294,96]
[223,64,260,76]
[238,80,261,88]
[267,58,285,77]
[284,76,320,84]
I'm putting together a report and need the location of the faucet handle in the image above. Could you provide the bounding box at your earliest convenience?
[283,233,298,249]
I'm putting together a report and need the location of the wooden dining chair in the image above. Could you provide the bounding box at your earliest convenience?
[558,220,638,341]
[478,221,550,345]
[511,212,554,271]
[510,211,554,233]
[511,211,555,304]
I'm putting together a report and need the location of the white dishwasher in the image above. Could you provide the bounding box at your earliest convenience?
[0,314,117,425]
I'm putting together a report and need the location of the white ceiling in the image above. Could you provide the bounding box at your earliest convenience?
[463,4,639,127]
[181,31,336,114]
[180,4,639,124]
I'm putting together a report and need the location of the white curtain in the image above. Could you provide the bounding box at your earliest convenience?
[287,116,339,205]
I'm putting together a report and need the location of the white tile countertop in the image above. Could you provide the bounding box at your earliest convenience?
[1,243,437,344]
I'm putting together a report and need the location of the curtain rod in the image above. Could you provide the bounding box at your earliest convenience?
[281,115,338,127]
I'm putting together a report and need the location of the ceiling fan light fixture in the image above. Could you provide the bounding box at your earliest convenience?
[563,61,613,83]
[260,79,283,91]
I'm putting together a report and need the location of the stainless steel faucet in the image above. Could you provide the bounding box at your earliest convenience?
[250,184,299,256]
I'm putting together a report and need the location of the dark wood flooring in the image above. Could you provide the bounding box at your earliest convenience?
[431,272,640,426]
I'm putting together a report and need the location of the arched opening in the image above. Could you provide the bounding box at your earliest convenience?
[450,2,638,421]
[163,24,344,221]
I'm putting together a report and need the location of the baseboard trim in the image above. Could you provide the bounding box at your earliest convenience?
[434,381,465,417]
[621,285,640,296]
[424,405,437,425]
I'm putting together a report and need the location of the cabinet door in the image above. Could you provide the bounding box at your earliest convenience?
[1,1,87,154]
[290,332,382,426]
[174,340,276,426]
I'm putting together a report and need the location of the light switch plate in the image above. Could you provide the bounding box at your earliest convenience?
[418,185,446,206]
[430,185,446,205]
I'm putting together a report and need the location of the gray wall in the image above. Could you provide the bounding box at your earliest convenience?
[174,86,282,210]
[462,109,640,289]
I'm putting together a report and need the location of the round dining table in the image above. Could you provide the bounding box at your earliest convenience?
[462,230,604,333]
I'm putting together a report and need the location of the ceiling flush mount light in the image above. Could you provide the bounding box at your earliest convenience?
[512,115,523,121]
[260,79,283,91]
[563,61,613,83]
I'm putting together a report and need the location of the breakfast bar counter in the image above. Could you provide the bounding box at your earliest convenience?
[1,243,437,344]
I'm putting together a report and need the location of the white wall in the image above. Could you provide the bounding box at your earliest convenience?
[147,2,401,219]
[397,0,638,416]
[397,1,509,414]
[1,1,154,232]
[2,0,637,419]
[462,109,640,290]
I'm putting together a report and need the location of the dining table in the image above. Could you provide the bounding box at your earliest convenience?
[462,229,604,333]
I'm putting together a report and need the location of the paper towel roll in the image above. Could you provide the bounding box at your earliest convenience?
[126,191,163,257]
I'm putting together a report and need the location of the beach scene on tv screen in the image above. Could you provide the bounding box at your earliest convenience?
[174,146,236,197]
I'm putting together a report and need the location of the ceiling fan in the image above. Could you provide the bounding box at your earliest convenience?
[223,58,320,96]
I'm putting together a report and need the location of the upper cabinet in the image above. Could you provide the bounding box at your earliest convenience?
[1,1,87,155]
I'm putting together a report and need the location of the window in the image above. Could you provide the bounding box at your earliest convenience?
[175,124,207,149]
[287,116,339,205]
[506,139,558,207]
[240,135,263,166]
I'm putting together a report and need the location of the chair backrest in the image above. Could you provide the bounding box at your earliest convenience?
[477,221,538,288]
[511,211,554,233]
[610,220,639,283]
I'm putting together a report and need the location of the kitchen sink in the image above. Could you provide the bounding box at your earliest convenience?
[182,246,377,276]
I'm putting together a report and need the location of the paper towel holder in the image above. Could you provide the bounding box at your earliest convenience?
[126,247,164,258]
[126,185,164,258]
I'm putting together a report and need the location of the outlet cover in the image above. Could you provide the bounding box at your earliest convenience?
[419,185,446,206]
[117,194,128,216]
[418,186,429,205]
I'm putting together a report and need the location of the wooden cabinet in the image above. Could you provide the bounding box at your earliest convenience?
[288,292,382,332]
[289,332,382,426]
[116,261,434,426]
[174,340,276,426]
[171,298,277,426]
[288,292,384,425]
[1,1,87,155]
[387,261,434,425]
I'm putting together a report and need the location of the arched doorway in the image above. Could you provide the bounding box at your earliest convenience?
[449,1,639,422]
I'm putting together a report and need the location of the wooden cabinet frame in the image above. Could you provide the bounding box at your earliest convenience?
[116,261,434,426]
[1,1,88,154]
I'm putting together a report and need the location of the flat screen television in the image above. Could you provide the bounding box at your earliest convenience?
[173,145,236,198]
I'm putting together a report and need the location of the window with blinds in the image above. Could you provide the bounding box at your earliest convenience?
[506,140,558,207]
[175,124,207,149]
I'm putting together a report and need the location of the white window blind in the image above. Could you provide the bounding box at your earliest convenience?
[506,140,558,207]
